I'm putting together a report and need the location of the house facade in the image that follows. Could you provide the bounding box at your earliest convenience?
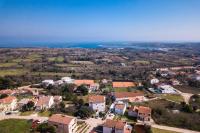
[114,103,126,115]
[128,106,151,122]
[35,96,54,110]
[48,114,77,133]
[103,119,132,133]
[114,92,145,103]
[89,95,105,112]
[0,96,17,112]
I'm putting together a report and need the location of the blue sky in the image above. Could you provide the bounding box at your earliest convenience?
[0,0,200,43]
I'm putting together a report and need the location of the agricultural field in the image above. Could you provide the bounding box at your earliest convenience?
[0,119,31,133]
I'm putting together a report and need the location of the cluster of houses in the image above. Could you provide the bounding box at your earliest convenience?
[0,88,62,113]
[42,77,100,93]
[0,77,153,133]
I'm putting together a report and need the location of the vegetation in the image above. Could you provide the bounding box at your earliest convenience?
[151,128,179,133]
[0,119,31,133]
[160,94,184,103]
[36,123,56,133]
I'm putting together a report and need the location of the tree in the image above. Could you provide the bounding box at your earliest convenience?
[0,77,14,89]
[75,106,94,118]
[76,85,88,96]
[36,123,56,133]
[0,94,8,99]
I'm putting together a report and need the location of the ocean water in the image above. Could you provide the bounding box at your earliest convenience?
[0,42,162,50]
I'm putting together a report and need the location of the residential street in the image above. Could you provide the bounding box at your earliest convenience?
[152,124,200,133]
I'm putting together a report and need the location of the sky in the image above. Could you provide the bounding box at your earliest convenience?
[0,0,200,44]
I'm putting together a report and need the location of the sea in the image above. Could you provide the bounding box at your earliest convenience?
[0,42,169,50]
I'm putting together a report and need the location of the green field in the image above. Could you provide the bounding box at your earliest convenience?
[114,87,129,92]
[0,63,18,67]
[152,128,179,133]
[0,119,31,133]
[160,94,184,103]
[48,56,64,62]
[38,110,52,117]
[0,69,28,76]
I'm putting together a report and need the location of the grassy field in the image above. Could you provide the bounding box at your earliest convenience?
[175,85,200,94]
[0,63,18,67]
[0,119,31,133]
[0,69,28,76]
[38,110,52,117]
[160,94,184,103]
[152,128,179,133]
[31,72,69,76]
[48,56,64,62]
[114,87,129,92]
[20,111,35,116]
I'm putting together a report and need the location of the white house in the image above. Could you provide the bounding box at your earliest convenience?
[35,96,54,110]
[158,84,177,94]
[128,106,151,121]
[42,80,54,86]
[103,119,132,133]
[89,83,100,92]
[48,114,77,133]
[89,95,105,112]
[114,103,126,115]
[0,96,17,112]
[150,78,159,85]
[61,77,74,84]
[114,92,145,103]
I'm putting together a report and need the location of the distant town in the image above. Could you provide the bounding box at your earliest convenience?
[0,46,200,133]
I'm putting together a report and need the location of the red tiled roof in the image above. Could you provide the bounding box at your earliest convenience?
[103,119,126,130]
[115,104,126,110]
[36,96,52,106]
[89,95,105,103]
[114,92,144,99]
[0,96,16,104]
[112,82,136,88]
[0,89,15,95]
[48,114,74,125]
[74,80,94,86]
[138,106,151,114]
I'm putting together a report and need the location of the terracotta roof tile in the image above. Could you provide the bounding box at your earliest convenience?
[36,96,52,106]
[103,119,126,130]
[115,104,126,110]
[138,106,151,114]
[48,114,74,125]
[0,96,16,104]
[114,92,144,99]
[74,80,94,86]
[112,82,136,88]
[89,95,105,103]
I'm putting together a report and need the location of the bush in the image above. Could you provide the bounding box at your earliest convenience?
[36,123,56,133]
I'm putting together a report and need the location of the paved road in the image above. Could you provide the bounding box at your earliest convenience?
[0,114,48,122]
[152,124,200,133]
[85,118,104,133]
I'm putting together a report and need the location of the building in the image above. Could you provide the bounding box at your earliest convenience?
[0,89,15,95]
[35,96,54,110]
[89,83,100,92]
[0,96,17,112]
[128,106,151,121]
[89,95,105,112]
[114,103,126,115]
[103,119,132,133]
[112,82,136,88]
[48,114,77,133]
[42,80,54,87]
[114,92,145,102]
[54,96,62,104]
[150,78,159,85]
[17,98,30,109]
[74,80,98,92]
[61,77,75,84]
[157,84,177,94]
